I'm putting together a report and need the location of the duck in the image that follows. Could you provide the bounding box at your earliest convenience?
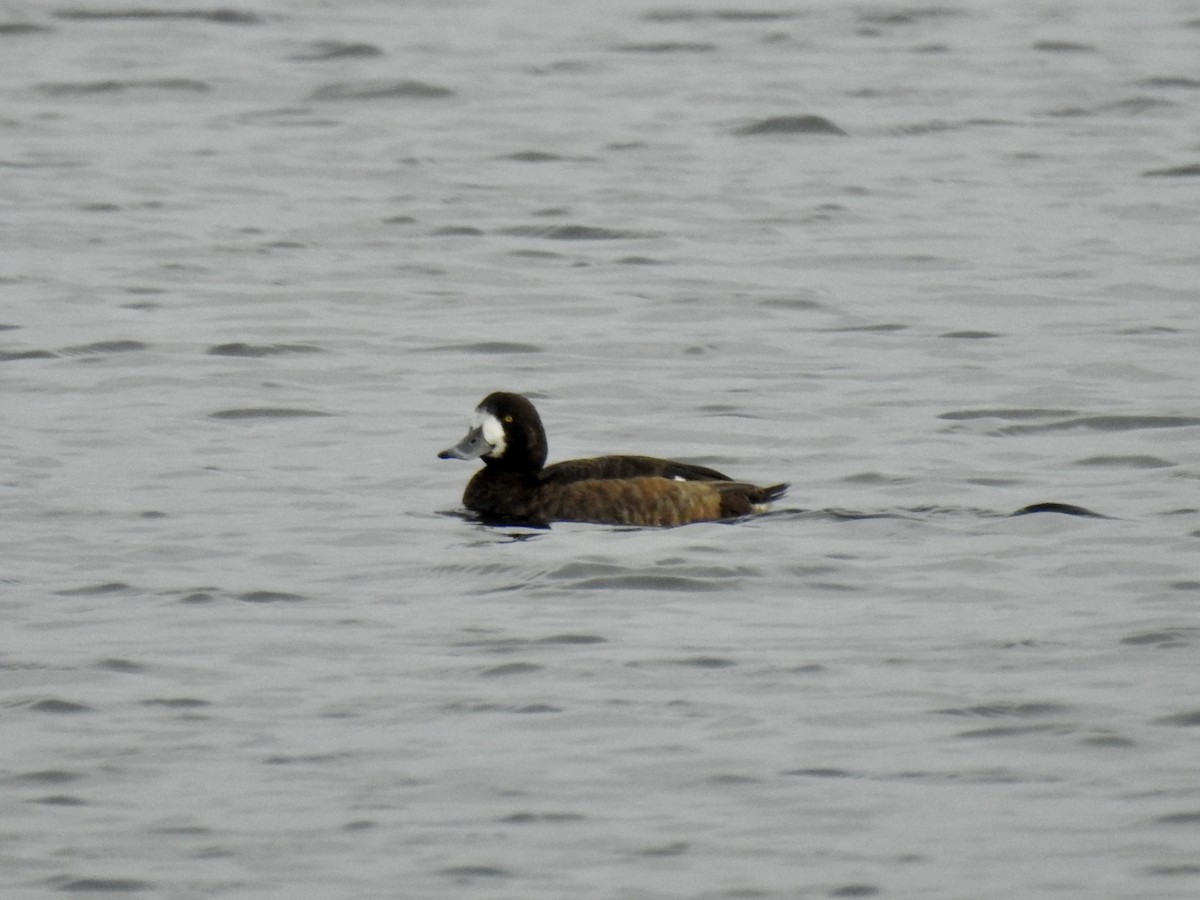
[438,392,788,527]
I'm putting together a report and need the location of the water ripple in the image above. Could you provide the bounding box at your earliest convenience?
[995,415,1200,435]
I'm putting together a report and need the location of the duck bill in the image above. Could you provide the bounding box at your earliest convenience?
[438,425,493,461]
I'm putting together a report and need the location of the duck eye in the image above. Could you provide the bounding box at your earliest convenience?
[503,415,513,423]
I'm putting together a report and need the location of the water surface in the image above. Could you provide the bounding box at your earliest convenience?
[3,2,1200,898]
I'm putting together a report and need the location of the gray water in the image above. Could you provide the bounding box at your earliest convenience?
[3,2,1200,898]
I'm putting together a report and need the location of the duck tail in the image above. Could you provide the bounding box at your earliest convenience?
[752,482,789,506]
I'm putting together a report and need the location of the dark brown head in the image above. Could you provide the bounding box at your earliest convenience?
[437,392,548,473]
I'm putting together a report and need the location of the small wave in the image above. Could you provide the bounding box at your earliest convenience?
[431,225,484,236]
[827,322,908,333]
[1074,455,1176,469]
[995,415,1200,435]
[756,296,823,311]
[498,224,655,240]
[0,22,52,34]
[209,408,331,420]
[939,408,1076,421]
[1136,76,1200,89]
[1143,163,1200,177]
[499,812,585,823]
[62,337,149,354]
[290,40,384,61]
[206,342,322,357]
[237,590,306,602]
[13,769,82,784]
[501,150,565,162]
[954,723,1061,739]
[36,78,211,95]
[841,472,916,485]
[29,699,93,714]
[892,118,1013,136]
[1032,40,1096,53]
[1155,710,1200,727]
[142,697,210,709]
[309,79,453,101]
[420,341,541,354]
[935,702,1072,718]
[857,8,963,26]
[569,574,725,591]
[481,662,542,677]
[1157,812,1200,824]
[536,634,607,645]
[58,879,155,893]
[940,330,1003,339]
[98,658,145,672]
[55,8,259,24]
[734,114,847,136]
[439,866,510,880]
[614,41,717,53]
[1010,502,1107,518]
[0,349,56,362]
[1121,628,1198,648]
[671,655,736,668]
[53,581,133,596]
[1145,864,1200,876]
[644,9,800,22]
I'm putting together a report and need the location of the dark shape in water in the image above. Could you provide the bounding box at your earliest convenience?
[53,581,132,596]
[938,408,1076,421]
[62,339,148,354]
[1143,163,1200,177]
[0,22,52,34]
[142,697,210,708]
[439,865,510,879]
[209,408,331,420]
[291,40,383,61]
[98,658,146,672]
[238,590,306,603]
[858,7,960,25]
[0,349,56,362]
[30,699,92,714]
[735,114,847,136]
[206,342,322,357]
[1154,709,1200,727]
[55,8,259,24]
[33,795,87,805]
[422,341,541,355]
[615,41,717,53]
[499,224,652,240]
[15,769,81,784]
[503,150,564,162]
[1074,454,1175,469]
[1010,502,1107,518]
[309,79,453,101]
[1136,76,1200,89]
[58,878,155,893]
[830,885,881,898]
[432,225,484,236]
[1032,40,1096,53]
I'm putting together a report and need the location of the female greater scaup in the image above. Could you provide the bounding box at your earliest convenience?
[438,392,788,527]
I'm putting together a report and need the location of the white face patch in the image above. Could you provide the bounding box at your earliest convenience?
[475,409,507,458]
